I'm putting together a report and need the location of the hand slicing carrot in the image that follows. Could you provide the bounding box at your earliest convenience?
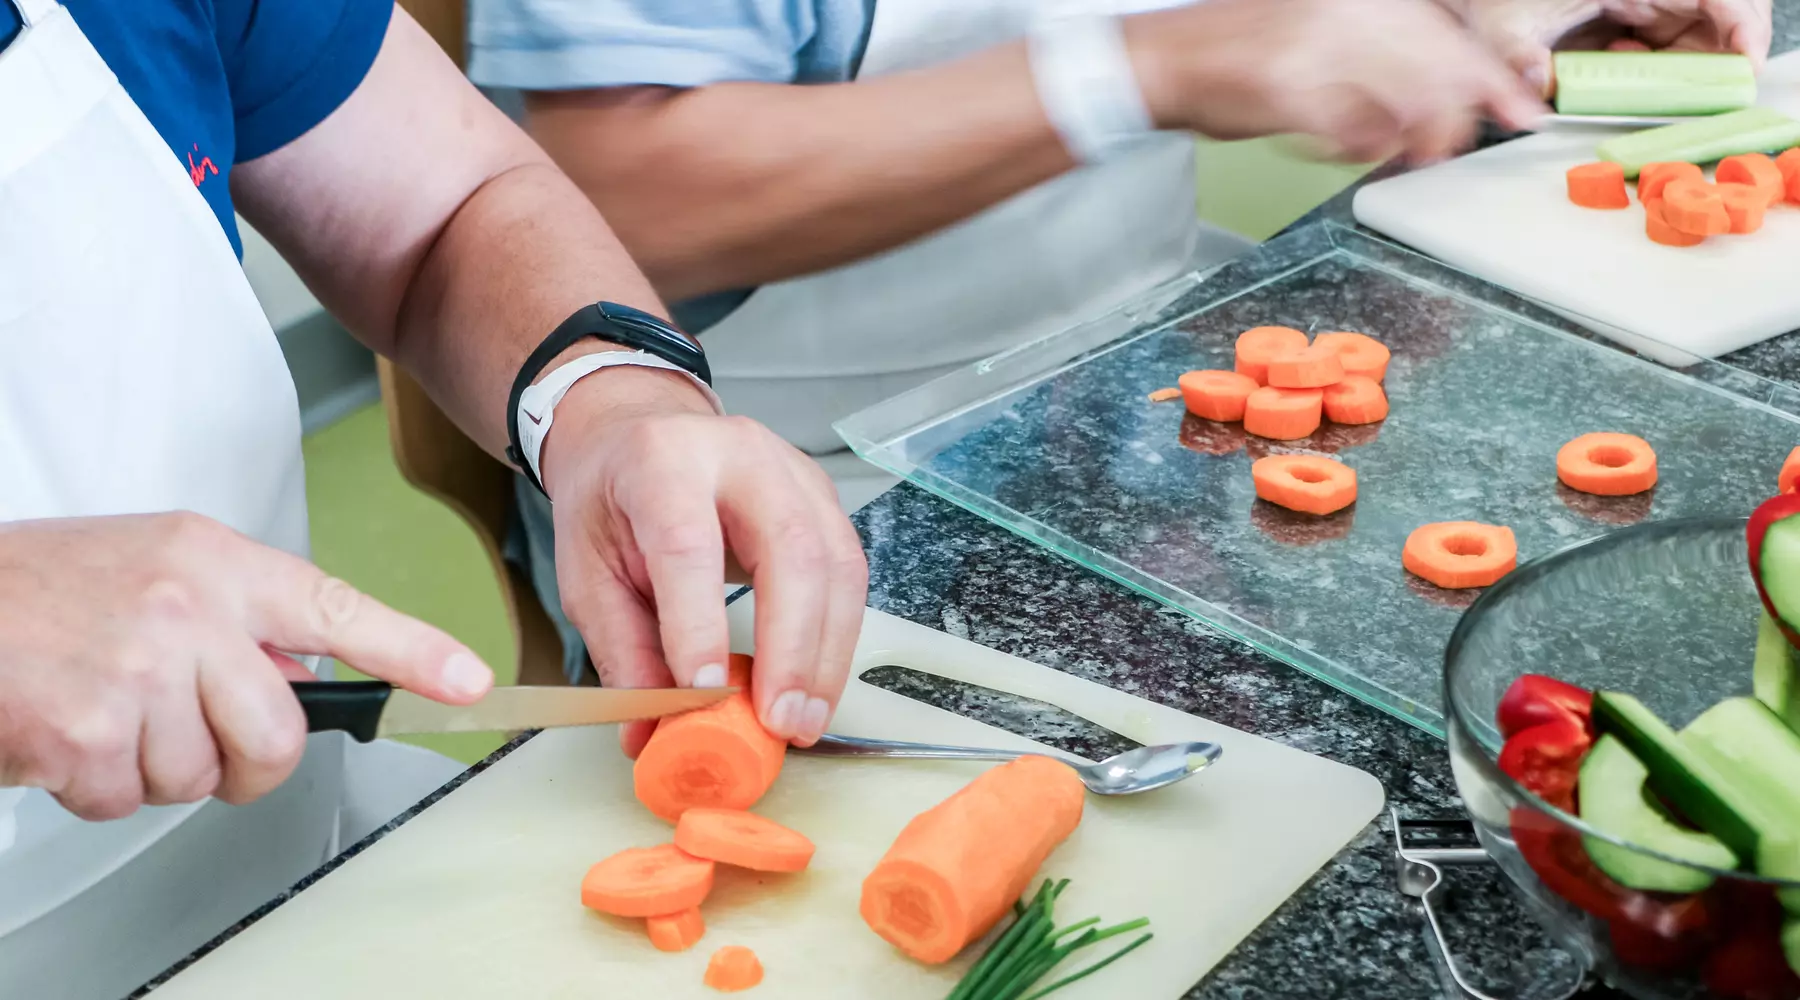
[675,809,815,873]
[1567,161,1629,209]
[582,844,716,918]
[634,653,786,822]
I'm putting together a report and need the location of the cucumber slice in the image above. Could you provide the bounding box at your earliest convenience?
[1596,107,1800,178]
[1554,52,1756,117]
[1682,697,1800,824]
[1580,735,1735,892]
[1753,613,1800,734]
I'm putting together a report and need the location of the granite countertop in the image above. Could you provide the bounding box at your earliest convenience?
[135,15,1800,1000]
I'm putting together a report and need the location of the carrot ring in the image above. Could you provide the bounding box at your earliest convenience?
[1177,369,1258,421]
[1716,154,1784,207]
[1321,376,1388,425]
[1243,386,1322,441]
[1567,162,1629,209]
[1265,344,1345,389]
[1403,522,1517,590]
[1644,198,1703,248]
[1718,183,1767,235]
[1234,326,1308,385]
[1637,162,1703,203]
[1312,332,1390,383]
[1662,179,1729,237]
[1779,148,1800,205]
[1252,455,1357,515]
[1556,432,1657,496]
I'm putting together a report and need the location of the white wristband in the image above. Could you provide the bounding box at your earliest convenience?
[1027,12,1157,166]
[517,352,726,497]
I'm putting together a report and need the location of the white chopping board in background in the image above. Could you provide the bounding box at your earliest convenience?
[1353,51,1800,367]
[150,602,1383,1000]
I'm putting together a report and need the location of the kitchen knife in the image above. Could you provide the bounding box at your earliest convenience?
[1525,113,1702,131]
[292,681,735,741]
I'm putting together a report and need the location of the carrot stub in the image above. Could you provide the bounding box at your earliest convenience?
[647,908,707,953]
[1662,179,1730,236]
[1781,447,1800,494]
[674,808,816,873]
[582,844,716,918]
[1312,331,1390,383]
[1177,370,1259,421]
[1243,386,1323,441]
[1778,148,1800,204]
[1638,162,1703,203]
[860,756,1085,965]
[1719,183,1767,234]
[1566,161,1629,209]
[1233,326,1308,385]
[1716,154,1784,206]
[704,946,764,992]
[1556,432,1657,496]
[1146,387,1182,403]
[634,653,786,822]
[1265,343,1346,389]
[1252,455,1357,516]
[1321,376,1389,425]
[1403,522,1518,590]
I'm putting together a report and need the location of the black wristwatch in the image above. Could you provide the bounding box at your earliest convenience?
[506,302,712,496]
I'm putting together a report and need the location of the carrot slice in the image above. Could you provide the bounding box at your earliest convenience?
[1567,161,1629,209]
[1778,148,1800,204]
[1719,183,1767,234]
[1781,447,1800,494]
[1403,522,1518,590]
[704,945,763,992]
[1233,326,1308,385]
[1556,432,1657,496]
[1663,179,1730,236]
[1717,153,1784,206]
[1638,162,1703,203]
[1243,386,1323,441]
[582,844,716,918]
[860,756,1084,965]
[634,654,786,822]
[1320,376,1389,425]
[1266,343,1346,389]
[1177,369,1258,421]
[1146,387,1181,403]
[647,908,707,953]
[1251,455,1357,516]
[674,809,816,873]
[1312,331,1390,383]
[1645,198,1705,248]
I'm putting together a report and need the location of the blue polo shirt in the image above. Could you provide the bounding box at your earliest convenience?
[0,0,392,258]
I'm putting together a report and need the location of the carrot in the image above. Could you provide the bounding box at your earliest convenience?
[1782,447,1800,494]
[1567,161,1629,209]
[1146,387,1181,403]
[1778,148,1800,204]
[1233,326,1308,385]
[1645,198,1705,247]
[1243,386,1323,441]
[1312,331,1390,383]
[704,945,763,992]
[1556,432,1657,496]
[582,844,716,918]
[1265,343,1346,389]
[634,654,786,822]
[1321,376,1389,425]
[1251,455,1357,516]
[1638,161,1703,203]
[1663,179,1730,236]
[1717,153,1784,206]
[1719,183,1767,234]
[860,756,1085,965]
[1403,522,1518,590]
[1177,370,1258,421]
[674,809,815,873]
[647,908,706,953]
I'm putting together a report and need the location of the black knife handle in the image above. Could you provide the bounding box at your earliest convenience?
[292,681,393,742]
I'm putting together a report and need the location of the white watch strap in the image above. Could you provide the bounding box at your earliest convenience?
[1028,11,1157,166]
[517,352,726,497]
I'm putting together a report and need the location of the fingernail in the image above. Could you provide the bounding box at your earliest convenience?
[692,663,727,689]
[799,697,831,742]
[767,689,807,737]
[443,653,491,700]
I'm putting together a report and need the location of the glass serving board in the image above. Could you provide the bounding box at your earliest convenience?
[835,222,1800,738]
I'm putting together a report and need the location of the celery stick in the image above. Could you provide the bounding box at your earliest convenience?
[1554,52,1756,116]
[1597,107,1800,178]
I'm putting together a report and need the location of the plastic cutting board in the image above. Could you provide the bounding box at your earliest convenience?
[149,601,1383,1000]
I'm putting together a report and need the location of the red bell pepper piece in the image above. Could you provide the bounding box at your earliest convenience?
[1747,491,1800,649]
[1609,916,1708,972]
[1497,718,1590,812]
[1704,926,1800,1000]
[1497,674,1594,740]
[1510,807,1714,939]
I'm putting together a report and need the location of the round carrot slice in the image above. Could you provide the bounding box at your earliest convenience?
[1638,162,1703,203]
[675,808,816,873]
[1556,432,1657,496]
[581,844,716,918]
[1716,153,1784,206]
[1266,343,1345,389]
[1403,522,1518,590]
[1243,386,1322,441]
[1312,331,1390,383]
[1663,179,1729,236]
[1645,199,1704,248]
[1779,149,1800,205]
[647,908,707,953]
[1177,369,1258,421]
[1719,183,1767,235]
[704,945,764,993]
[1251,455,1357,515]
[1321,376,1388,425]
[1567,161,1629,209]
[1781,447,1800,494]
[1234,326,1308,385]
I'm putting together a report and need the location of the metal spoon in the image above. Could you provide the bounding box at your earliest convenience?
[795,733,1222,795]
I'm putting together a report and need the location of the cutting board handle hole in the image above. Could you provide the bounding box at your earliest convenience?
[857,664,1142,761]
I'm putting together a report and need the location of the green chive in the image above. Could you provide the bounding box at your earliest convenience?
[1018,933,1155,1000]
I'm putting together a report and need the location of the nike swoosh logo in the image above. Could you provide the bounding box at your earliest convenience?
[525,411,543,425]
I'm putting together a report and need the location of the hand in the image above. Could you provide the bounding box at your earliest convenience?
[0,513,493,820]
[1124,0,1547,163]
[540,366,868,756]
[1456,0,1772,96]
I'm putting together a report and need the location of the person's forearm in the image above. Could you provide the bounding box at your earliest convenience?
[525,42,1077,302]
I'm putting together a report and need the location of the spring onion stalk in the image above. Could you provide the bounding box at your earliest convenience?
[944,880,1152,1000]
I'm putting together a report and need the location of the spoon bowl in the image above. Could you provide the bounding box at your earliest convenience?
[796,733,1222,796]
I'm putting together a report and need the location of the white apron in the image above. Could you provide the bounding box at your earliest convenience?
[0,4,456,995]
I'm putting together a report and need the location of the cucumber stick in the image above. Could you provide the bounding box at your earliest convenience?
[1554,52,1756,117]
[1785,918,1800,979]
[1596,107,1800,178]
[1756,611,1800,734]
[1681,697,1800,913]
[1580,735,1735,893]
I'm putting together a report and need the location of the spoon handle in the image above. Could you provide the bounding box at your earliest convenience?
[801,733,1042,764]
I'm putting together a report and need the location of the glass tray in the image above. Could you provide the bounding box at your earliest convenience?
[835,222,1800,737]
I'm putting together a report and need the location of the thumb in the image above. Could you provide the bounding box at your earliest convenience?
[1500,37,1556,100]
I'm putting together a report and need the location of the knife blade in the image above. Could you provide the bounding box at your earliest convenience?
[292,681,736,741]
[1525,113,1701,131]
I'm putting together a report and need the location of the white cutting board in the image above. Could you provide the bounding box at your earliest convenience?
[1354,51,1800,367]
[150,602,1383,1000]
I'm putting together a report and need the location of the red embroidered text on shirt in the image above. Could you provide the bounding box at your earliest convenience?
[187,144,218,186]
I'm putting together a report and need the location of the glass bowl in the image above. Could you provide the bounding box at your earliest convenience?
[1445,517,1800,1000]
